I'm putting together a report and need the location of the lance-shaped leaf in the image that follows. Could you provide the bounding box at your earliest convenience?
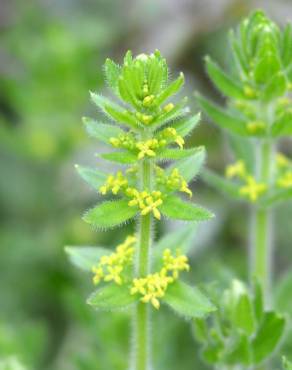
[205,56,246,99]
[162,281,216,318]
[65,246,111,271]
[75,165,107,190]
[251,312,286,364]
[152,224,197,269]
[104,58,121,93]
[202,169,242,200]
[100,151,137,164]
[262,72,287,102]
[90,92,138,129]
[84,199,137,229]
[172,113,201,138]
[196,93,249,136]
[223,333,250,366]
[83,117,124,144]
[232,293,255,335]
[87,284,138,310]
[157,147,200,161]
[155,72,184,106]
[272,111,292,137]
[160,195,214,221]
[166,146,206,182]
[152,97,189,129]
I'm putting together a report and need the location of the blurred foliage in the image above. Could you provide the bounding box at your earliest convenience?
[0,1,291,370]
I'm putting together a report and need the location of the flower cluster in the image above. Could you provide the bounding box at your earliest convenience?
[276,153,292,189]
[92,235,136,285]
[109,127,184,161]
[225,160,267,202]
[126,188,163,219]
[131,249,190,309]
[156,166,192,197]
[99,171,128,195]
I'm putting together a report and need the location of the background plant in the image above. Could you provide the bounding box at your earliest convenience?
[195,10,292,369]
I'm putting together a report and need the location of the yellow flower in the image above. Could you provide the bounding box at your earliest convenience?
[247,120,266,134]
[99,171,128,195]
[239,176,267,202]
[130,249,189,309]
[158,127,184,149]
[225,160,247,179]
[163,103,174,113]
[92,235,136,286]
[276,153,290,169]
[136,139,159,159]
[127,188,163,219]
[277,171,292,188]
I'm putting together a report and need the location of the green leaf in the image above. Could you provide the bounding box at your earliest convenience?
[223,333,250,365]
[104,58,121,93]
[65,246,111,271]
[205,56,245,99]
[233,293,255,335]
[166,146,206,182]
[155,72,184,106]
[275,270,292,315]
[192,318,209,343]
[251,312,286,364]
[272,110,292,137]
[172,113,201,137]
[262,72,287,101]
[152,97,189,129]
[152,224,197,269]
[157,148,200,161]
[163,281,216,318]
[90,92,138,129]
[83,117,124,144]
[75,165,107,190]
[282,24,292,67]
[160,195,214,221]
[100,151,137,164]
[84,199,137,229]
[196,93,249,136]
[254,54,281,84]
[202,169,242,199]
[87,284,138,310]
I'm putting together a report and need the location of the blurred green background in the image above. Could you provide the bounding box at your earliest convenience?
[0,0,291,369]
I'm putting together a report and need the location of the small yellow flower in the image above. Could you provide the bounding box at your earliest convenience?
[239,176,267,202]
[277,171,292,188]
[130,249,189,309]
[136,139,159,159]
[99,171,128,195]
[276,153,290,169]
[225,160,247,180]
[92,235,136,286]
[127,188,163,219]
[143,95,155,107]
[163,103,174,113]
[247,120,266,134]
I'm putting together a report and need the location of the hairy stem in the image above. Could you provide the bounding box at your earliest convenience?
[133,158,153,370]
[250,139,274,306]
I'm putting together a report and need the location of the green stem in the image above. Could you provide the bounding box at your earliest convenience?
[133,159,153,370]
[251,139,274,306]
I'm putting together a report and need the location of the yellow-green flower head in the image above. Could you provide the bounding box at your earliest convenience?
[225,160,247,180]
[100,171,128,195]
[92,235,136,285]
[239,176,267,202]
[130,248,190,309]
[277,171,292,189]
[136,139,159,159]
[127,188,163,219]
[276,153,291,169]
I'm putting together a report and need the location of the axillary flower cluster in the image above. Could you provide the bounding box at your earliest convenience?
[92,235,190,309]
[225,153,292,202]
